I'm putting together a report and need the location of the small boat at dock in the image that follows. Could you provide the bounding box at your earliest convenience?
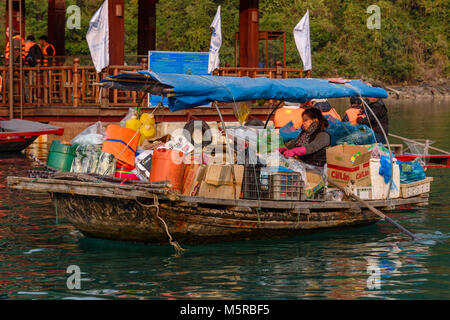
[0,119,64,153]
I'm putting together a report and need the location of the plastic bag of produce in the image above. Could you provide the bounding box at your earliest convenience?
[71,121,106,145]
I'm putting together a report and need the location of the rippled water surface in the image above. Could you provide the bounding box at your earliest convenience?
[0,100,449,299]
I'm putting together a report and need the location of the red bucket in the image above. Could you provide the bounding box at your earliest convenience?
[115,164,140,181]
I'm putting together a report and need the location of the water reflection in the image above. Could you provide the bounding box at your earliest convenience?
[0,102,449,299]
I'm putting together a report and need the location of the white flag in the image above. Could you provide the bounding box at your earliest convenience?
[208,6,222,74]
[293,10,312,71]
[86,0,109,73]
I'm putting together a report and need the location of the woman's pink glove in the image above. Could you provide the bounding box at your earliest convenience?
[278,147,288,154]
[283,146,306,158]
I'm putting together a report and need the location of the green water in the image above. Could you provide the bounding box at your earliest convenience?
[0,100,449,300]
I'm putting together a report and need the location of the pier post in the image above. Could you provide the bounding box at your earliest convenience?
[239,0,259,68]
[36,59,42,107]
[108,0,125,66]
[138,0,157,55]
[48,0,66,58]
[73,58,80,107]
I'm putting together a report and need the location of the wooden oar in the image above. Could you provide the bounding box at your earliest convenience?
[389,133,450,155]
[327,179,419,241]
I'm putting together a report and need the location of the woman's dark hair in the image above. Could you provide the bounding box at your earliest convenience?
[302,107,329,130]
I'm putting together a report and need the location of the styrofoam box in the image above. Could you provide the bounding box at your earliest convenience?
[366,158,400,199]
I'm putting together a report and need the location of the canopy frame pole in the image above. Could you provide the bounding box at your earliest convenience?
[263,100,284,129]
[8,0,13,120]
[360,97,394,199]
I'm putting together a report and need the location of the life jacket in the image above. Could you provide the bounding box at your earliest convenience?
[313,102,342,121]
[42,43,56,67]
[274,107,304,129]
[5,35,26,63]
[322,108,341,121]
[344,108,365,125]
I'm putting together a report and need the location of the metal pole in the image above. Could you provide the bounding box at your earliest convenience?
[19,0,24,119]
[8,0,13,120]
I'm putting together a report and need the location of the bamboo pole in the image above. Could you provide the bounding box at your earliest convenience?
[327,179,419,241]
[389,133,450,155]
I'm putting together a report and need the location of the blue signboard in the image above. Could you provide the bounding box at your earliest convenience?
[148,51,210,107]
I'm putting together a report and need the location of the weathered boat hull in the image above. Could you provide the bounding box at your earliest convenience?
[56,193,381,244]
[7,177,429,245]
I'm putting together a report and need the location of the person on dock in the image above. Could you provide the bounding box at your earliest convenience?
[279,107,331,167]
[24,35,43,67]
[342,96,366,125]
[356,97,389,144]
[4,27,26,66]
[312,99,342,121]
[39,36,55,67]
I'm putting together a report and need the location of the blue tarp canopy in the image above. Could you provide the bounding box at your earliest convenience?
[101,71,388,112]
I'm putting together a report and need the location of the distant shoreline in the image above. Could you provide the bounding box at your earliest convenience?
[379,83,450,101]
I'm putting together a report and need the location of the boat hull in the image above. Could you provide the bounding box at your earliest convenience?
[56,193,380,244]
[0,135,38,153]
[7,176,429,245]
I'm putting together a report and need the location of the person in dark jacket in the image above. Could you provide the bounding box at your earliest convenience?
[279,107,331,167]
[313,100,341,121]
[25,35,43,67]
[357,97,389,144]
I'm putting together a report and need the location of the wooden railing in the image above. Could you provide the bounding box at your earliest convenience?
[0,58,149,108]
[0,59,305,109]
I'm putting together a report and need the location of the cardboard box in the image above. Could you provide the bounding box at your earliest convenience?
[326,145,372,188]
[304,171,325,199]
[198,165,244,199]
[182,164,207,196]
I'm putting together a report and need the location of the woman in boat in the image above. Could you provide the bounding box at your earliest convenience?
[279,107,330,167]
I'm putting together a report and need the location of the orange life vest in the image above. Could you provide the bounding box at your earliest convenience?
[42,44,56,67]
[274,107,304,129]
[344,108,365,125]
[5,35,26,62]
[322,108,342,121]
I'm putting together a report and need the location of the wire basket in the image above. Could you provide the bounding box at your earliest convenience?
[242,164,270,200]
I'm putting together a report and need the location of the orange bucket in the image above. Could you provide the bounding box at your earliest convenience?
[102,125,140,167]
[150,149,186,191]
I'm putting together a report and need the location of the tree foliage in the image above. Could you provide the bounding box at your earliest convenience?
[0,0,448,83]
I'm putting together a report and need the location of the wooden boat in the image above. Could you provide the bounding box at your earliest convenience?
[0,119,64,153]
[7,176,429,244]
[5,72,432,246]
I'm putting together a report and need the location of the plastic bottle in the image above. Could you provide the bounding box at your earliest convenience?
[140,113,155,125]
[139,124,156,145]
[126,114,142,133]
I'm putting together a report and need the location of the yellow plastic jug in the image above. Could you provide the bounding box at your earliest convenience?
[140,113,155,125]
[126,116,141,132]
[139,124,156,145]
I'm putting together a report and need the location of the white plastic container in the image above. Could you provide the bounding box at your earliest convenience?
[368,158,400,199]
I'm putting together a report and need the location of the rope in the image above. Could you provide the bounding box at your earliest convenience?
[135,195,185,254]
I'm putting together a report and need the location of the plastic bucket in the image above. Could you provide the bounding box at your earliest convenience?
[150,149,186,191]
[102,125,140,167]
[115,164,139,181]
[47,140,77,171]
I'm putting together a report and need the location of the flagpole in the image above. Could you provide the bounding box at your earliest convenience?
[8,0,13,120]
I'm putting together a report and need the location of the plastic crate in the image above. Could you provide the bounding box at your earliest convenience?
[400,177,433,198]
[242,164,270,200]
[270,172,305,201]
